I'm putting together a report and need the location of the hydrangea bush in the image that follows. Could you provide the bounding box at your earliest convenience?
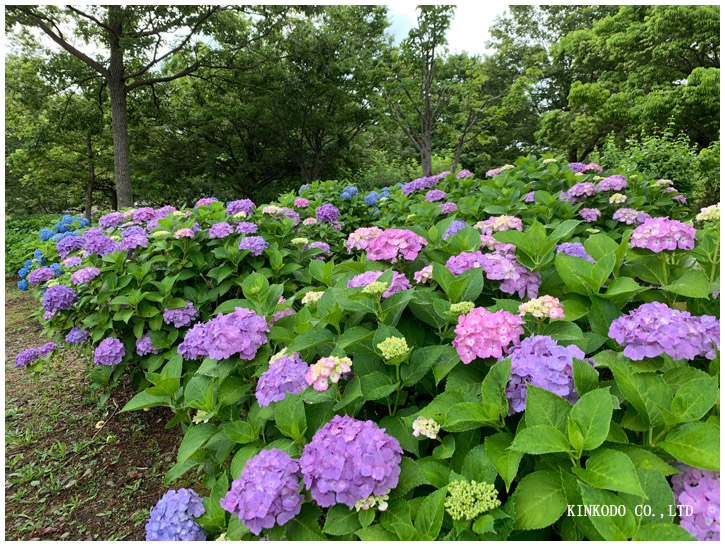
[12,156,720,541]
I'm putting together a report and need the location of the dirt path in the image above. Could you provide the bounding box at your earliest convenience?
[5,280,201,540]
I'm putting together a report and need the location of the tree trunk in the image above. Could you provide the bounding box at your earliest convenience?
[107,8,134,208]
[420,135,433,176]
[452,140,464,173]
[85,134,95,221]
[110,190,118,210]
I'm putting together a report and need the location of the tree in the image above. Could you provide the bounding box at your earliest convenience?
[6,5,227,207]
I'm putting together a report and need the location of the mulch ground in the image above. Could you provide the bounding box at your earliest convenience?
[5,280,203,540]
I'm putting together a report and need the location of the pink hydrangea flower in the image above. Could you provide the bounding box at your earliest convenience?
[346,227,383,252]
[366,229,427,262]
[413,265,433,284]
[293,198,309,208]
[174,228,194,239]
[631,217,696,252]
[452,308,525,364]
[304,356,352,391]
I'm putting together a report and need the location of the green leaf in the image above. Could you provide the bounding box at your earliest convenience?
[287,327,335,353]
[632,523,697,541]
[336,326,374,350]
[569,388,613,451]
[354,525,397,540]
[274,394,307,439]
[572,358,598,396]
[484,433,522,492]
[358,508,375,528]
[480,359,511,420]
[441,402,490,432]
[616,446,678,476]
[606,355,670,427]
[601,277,642,298]
[461,444,498,484]
[542,321,584,343]
[120,391,171,412]
[414,488,447,540]
[524,384,571,434]
[572,449,646,497]
[578,482,637,540]
[513,471,567,530]
[360,372,398,401]
[222,421,257,444]
[671,376,719,422]
[432,435,456,459]
[286,504,327,541]
[662,269,711,299]
[390,457,429,499]
[623,467,676,524]
[176,423,217,467]
[380,498,416,539]
[323,504,361,536]
[658,422,720,470]
[229,445,261,479]
[402,345,458,387]
[510,424,571,454]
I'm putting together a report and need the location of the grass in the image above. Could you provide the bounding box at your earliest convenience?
[5,280,204,540]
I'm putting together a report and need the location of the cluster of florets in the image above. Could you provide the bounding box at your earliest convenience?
[450,301,476,316]
[362,282,388,295]
[481,253,540,299]
[443,220,468,240]
[609,193,627,204]
[62,256,83,267]
[439,202,458,214]
[65,326,89,344]
[475,215,522,235]
[364,191,380,206]
[71,266,100,285]
[136,333,160,356]
[120,232,148,251]
[347,270,410,299]
[174,228,195,239]
[192,197,216,208]
[609,302,719,361]
[630,217,697,252]
[145,488,206,541]
[239,236,268,256]
[162,301,198,328]
[346,227,384,252]
[456,169,473,178]
[300,415,403,508]
[220,449,302,536]
[235,221,258,235]
[452,308,525,364]
[377,337,409,361]
[209,222,234,239]
[412,416,440,439]
[290,237,309,246]
[445,250,486,275]
[177,323,209,360]
[661,186,687,204]
[302,217,317,226]
[413,265,434,284]
[612,208,651,225]
[42,285,78,312]
[56,235,86,259]
[15,341,57,368]
[557,242,595,263]
[568,162,602,174]
[203,307,269,361]
[316,204,340,222]
[485,164,514,177]
[578,208,601,223]
[562,182,597,202]
[301,291,324,305]
[480,235,515,254]
[293,197,309,208]
[519,295,565,319]
[596,174,628,191]
[401,173,446,195]
[366,229,427,262]
[425,189,446,202]
[28,267,56,285]
[504,335,590,413]
[304,241,330,255]
[99,212,126,227]
[341,185,358,200]
[445,481,501,521]
[256,354,309,407]
[696,203,720,223]
[354,493,390,512]
[94,338,125,366]
[227,199,256,216]
[304,356,352,391]
[524,191,535,203]
[671,466,720,541]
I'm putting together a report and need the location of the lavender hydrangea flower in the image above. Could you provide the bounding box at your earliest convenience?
[366,229,427,262]
[671,466,720,541]
[456,169,473,178]
[446,251,486,275]
[439,202,458,214]
[630,217,696,252]
[557,242,596,264]
[122,225,146,237]
[239,236,268,256]
[28,267,55,285]
[178,323,209,360]
[94,338,125,366]
[568,162,586,174]
[562,182,597,202]
[256,354,309,407]
[162,301,198,328]
[401,175,440,195]
[316,204,340,223]
[15,347,41,368]
[596,174,627,192]
[204,307,268,361]
[133,207,157,223]
[56,235,86,258]
[85,235,118,256]
[609,302,719,361]
[194,197,217,208]
[220,449,303,536]
[71,267,100,285]
[38,341,57,356]
[578,208,601,223]
[502,335,592,413]
[209,222,234,239]
[65,326,89,344]
[42,285,78,312]
[304,241,331,254]
[227,199,256,216]
[146,488,206,541]
[300,415,403,508]
[98,212,126,228]
[347,270,411,299]
[120,233,148,251]
[443,220,468,240]
[425,189,446,202]
[136,333,160,356]
[612,208,651,225]
[235,221,259,235]
[174,228,194,239]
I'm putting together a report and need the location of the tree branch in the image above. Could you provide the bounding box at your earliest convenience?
[66,6,116,36]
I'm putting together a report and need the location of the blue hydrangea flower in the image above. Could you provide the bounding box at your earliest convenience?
[17,279,29,291]
[365,192,379,206]
[299,184,310,195]
[145,489,206,541]
[380,188,391,198]
[61,214,74,223]
[50,233,65,242]
[33,249,44,261]
[25,260,33,268]
[39,228,55,241]
[55,222,70,233]
[79,218,90,228]
[18,267,28,279]
[49,263,63,277]
[341,185,359,200]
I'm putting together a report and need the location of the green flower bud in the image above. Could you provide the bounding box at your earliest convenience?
[377,336,409,360]
[444,480,501,521]
[450,301,475,315]
[362,281,388,295]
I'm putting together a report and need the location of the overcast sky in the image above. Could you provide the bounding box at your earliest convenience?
[387,3,507,55]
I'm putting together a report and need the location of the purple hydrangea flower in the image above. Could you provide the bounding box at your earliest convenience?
[85,235,118,256]
[446,251,487,275]
[596,174,628,192]
[162,301,198,328]
[227,199,256,216]
[609,302,719,361]
[235,222,258,235]
[256,354,309,407]
[15,347,41,368]
[220,449,302,536]
[557,242,595,263]
[524,191,535,203]
[425,189,446,202]
[502,335,592,413]
[56,235,86,259]
[62,256,83,267]
[122,225,146,237]
[174,228,195,239]
[133,207,156,222]
[270,308,295,325]
[443,220,468,240]
[578,208,601,223]
[568,162,586,174]
[631,217,696,252]
[71,267,100,285]
[316,204,340,223]
[65,326,89,344]
[42,285,78,312]
[146,488,206,541]
[204,307,268,361]
[300,415,403,508]
[178,323,209,360]
[38,341,57,356]
[194,197,217,208]
[456,169,473,178]
[136,333,160,356]
[209,222,234,239]
[347,270,411,299]
[612,208,651,225]
[94,338,125,366]
[304,241,331,254]
[99,212,126,228]
[671,466,720,541]
[439,202,458,214]
[120,233,148,251]
[563,182,597,202]
[401,175,439,195]
[366,229,427,262]
[28,267,55,285]
[239,236,268,256]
